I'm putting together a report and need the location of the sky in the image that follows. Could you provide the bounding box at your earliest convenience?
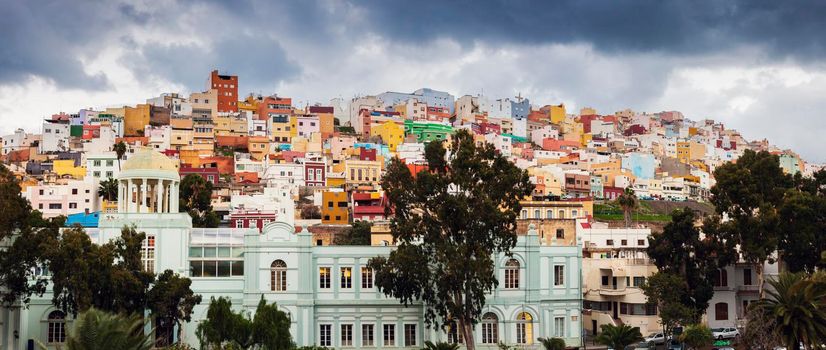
[2,0,826,161]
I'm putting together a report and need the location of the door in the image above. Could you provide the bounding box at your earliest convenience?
[592,320,598,335]
[613,301,619,319]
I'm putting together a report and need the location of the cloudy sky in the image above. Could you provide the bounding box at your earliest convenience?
[2,0,826,161]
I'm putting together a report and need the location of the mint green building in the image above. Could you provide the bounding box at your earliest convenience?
[404,121,454,143]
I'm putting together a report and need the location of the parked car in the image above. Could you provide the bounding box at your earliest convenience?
[711,327,740,339]
[712,347,735,350]
[644,332,666,345]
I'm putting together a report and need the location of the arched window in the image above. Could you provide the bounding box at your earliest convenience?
[558,210,565,219]
[48,310,66,344]
[546,210,553,219]
[504,259,520,289]
[572,209,578,218]
[715,302,729,320]
[516,312,533,345]
[271,260,287,291]
[445,320,463,344]
[533,210,540,219]
[481,313,498,344]
[521,210,527,219]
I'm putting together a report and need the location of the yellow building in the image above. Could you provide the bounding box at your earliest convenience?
[248,136,270,161]
[124,104,150,136]
[345,159,383,186]
[677,141,706,164]
[190,89,218,116]
[371,121,405,152]
[238,95,260,113]
[321,191,349,225]
[213,114,248,136]
[52,159,86,179]
[550,104,566,124]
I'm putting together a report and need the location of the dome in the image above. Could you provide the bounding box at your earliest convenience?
[121,148,178,173]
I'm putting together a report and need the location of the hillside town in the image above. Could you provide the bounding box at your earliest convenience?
[0,69,819,349]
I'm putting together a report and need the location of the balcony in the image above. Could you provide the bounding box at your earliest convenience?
[599,287,629,296]
[737,285,759,294]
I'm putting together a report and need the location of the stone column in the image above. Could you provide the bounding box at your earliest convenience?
[140,178,148,213]
[156,180,164,213]
[171,181,179,213]
[127,179,135,213]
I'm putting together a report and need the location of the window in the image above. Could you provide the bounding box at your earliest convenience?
[48,310,66,343]
[554,316,565,337]
[69,203,77,209]
[481,313,498,344]
[93,160,101,166]
[516,312,533,345]
[521,209,527,218]
[638,239,645,246]
[142,235,155,273]
[93,171,101,177]
[558,210,565,219]
[361,267,373,288]
[341,324,353,347]
[362,324,374,346]
[621,239,628,246]
[341,267,352,288]
[556,228,564,239]
[601,275,610,286]
[744,268,752,285]
[49,203,62,209]
[545,210,553,219]
[249,219,257,228]
[106,171,113,178]
[606,239,614,246]
[554,265,565,286]
[713,269,728,287]
[446,320,463,344]
[235,220,243,228]
[715,302,729,320]
[383,324,395,346]
[534,209,540,219]
[271,260,287,291]
[504,259,520,289]
[106,160,114,166]
[319,267,331,289]
[404,324,417,347]
[633,276,646,287]
[319,324,332,347]
[72,188,78,195]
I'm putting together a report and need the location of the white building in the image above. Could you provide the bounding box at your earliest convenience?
[40,120,71,153]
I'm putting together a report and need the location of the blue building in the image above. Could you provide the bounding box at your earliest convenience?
[621,153,657,180]
[65,211,100,227]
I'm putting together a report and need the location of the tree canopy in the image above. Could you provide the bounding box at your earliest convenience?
[179,174,220,227]
[369,130,533,350]
[334,220,372,245]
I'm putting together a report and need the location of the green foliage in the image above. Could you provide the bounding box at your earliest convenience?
[197,296,294,350]
[97,177,119,202]
[369,130,533,350]
[421,341,460,350]
[754,272,826,349]
[616,187,638,227]
[705,149,794,294]
[180,174,220,227]
[537,337,566,350]
[334,220,372,245]
[778,170,826,272]
[679,324,713,350]
[646,208,716,323]
[595,324,644,350]
[0,164,33,240]
[641,272,697,335]
[147,269,202,345]
[64,308,152,350]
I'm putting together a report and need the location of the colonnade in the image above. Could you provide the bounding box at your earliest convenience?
[117,178,179,213]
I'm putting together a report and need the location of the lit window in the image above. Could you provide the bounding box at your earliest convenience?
[516,312,533,344]
[319,267,331,289]
[341,267,352,289]
[361,267,373,289]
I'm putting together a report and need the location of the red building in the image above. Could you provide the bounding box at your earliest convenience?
[603,186,624,200]
[81,125,101,139]
[180,166,220,185]
[352,192,388,221]
[258,95,292,121]
[229,210,278,232]
[304,161,326,187]
[210,70,238,113]
[359,148,377,161]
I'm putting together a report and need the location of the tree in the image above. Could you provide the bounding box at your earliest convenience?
[60,308,152,350]
[147,269,202,346]
[0,164,33,240]
[113,141,127,170]
[753,272,826,349]
[250,297,294,350]
[646,208,717,322]
[616,187,638,227]
[537,337,566,350]
[197,296,293,350]
[742,304,782,350]
[778,172,826,273]
[705,149,793,297]
[299,204,321,219]
[334,220,372,245]
[679,324,713,350]
[179,174,220,227]
[369,130,533,350]
[595,324,643,350]
[98,177,119,202]
[641,273,697,337]
[422,341,461,350]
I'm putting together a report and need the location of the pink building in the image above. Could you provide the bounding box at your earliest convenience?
[296,115,320,138]
[24,180,97,218]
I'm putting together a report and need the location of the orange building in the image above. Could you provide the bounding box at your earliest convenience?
[209,70,238,113]
[247,136,270,160]
[321,191,349,225]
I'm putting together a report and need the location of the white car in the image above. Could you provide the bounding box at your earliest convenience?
[711,327,740,339]
[644,333,666,345]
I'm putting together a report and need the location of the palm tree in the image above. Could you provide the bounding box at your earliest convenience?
[421,341,460,350]
[617,187,638,227]
[538,337,566,350]
[113,141,127,170]
[754,272,826,350]
[97,178,118,202]
[40,308,152,350]
[595,324,644,350]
